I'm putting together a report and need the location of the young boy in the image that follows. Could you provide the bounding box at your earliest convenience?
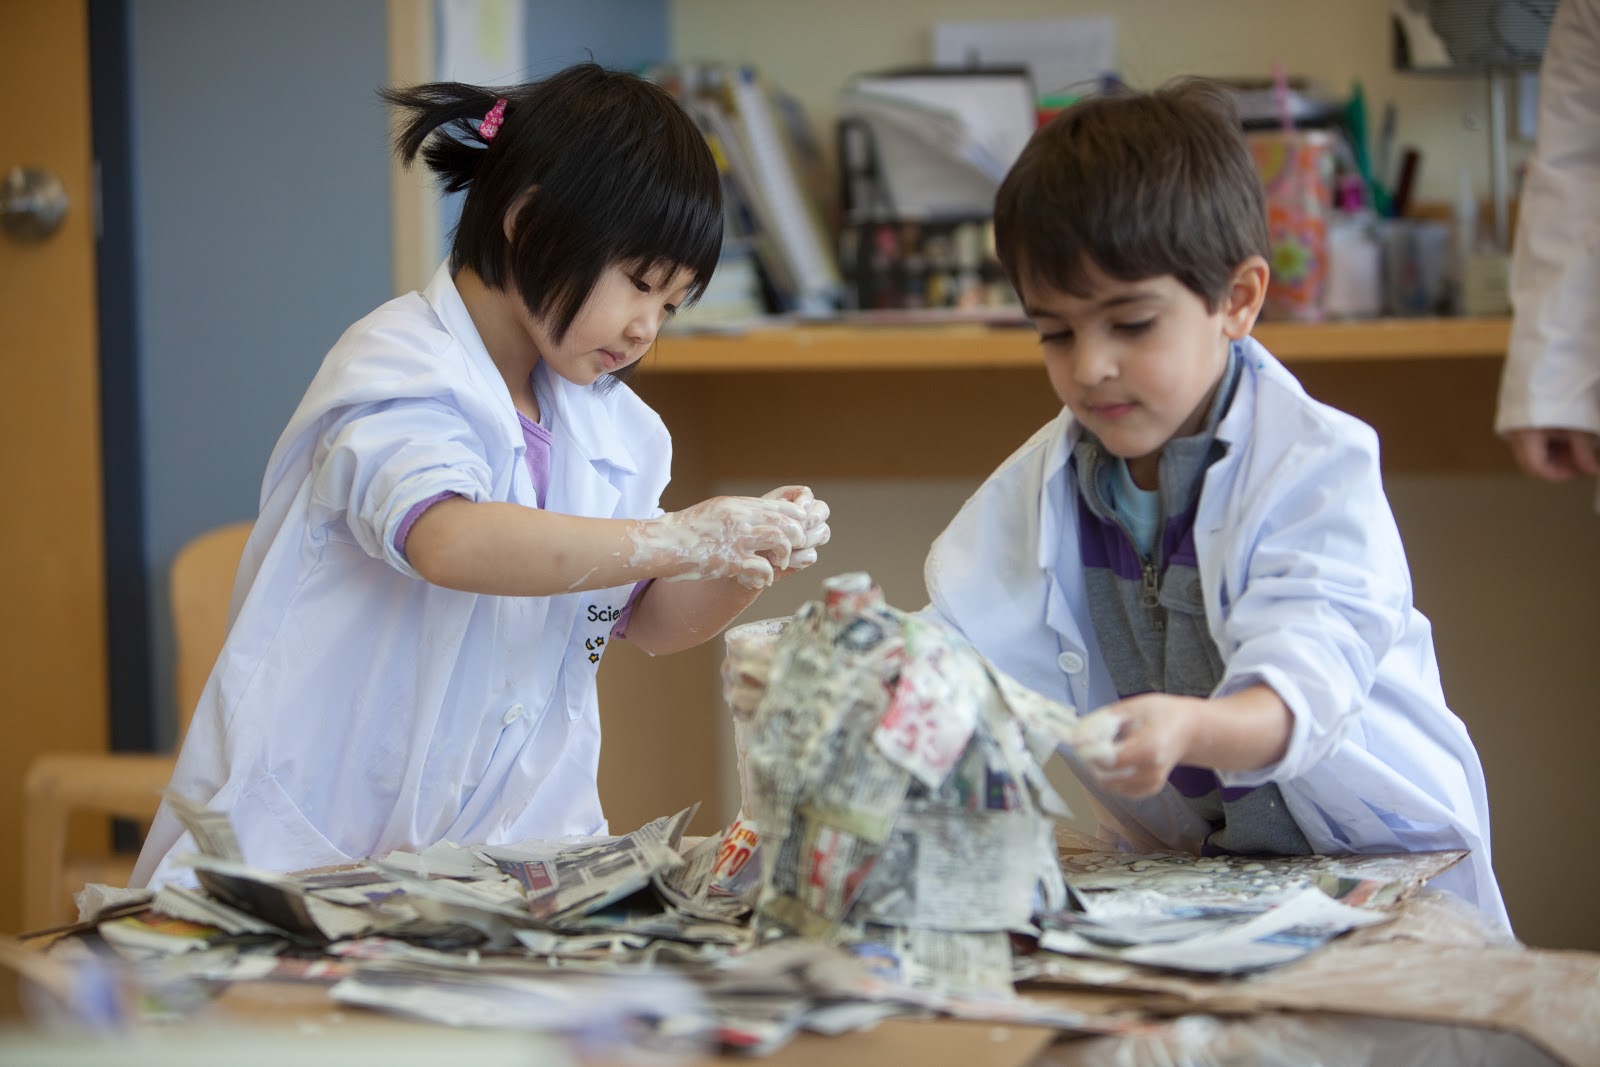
[921,80,1510,934]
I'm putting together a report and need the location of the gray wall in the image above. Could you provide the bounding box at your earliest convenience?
[130,1,669,744]
[440,0,673,241]
[131,0,392,746]
[525,0,669,72]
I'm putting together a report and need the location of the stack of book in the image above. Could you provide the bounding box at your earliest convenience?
[652,64,845,323]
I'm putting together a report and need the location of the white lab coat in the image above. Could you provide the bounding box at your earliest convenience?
[1497,0,1600,509]
[925,338,1511,934]
[132,263,670,888]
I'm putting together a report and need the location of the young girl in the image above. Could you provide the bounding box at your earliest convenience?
[132,63,830,888]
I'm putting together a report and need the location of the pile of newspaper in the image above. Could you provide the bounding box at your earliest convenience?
[48,574,1470,1054]
[70,794,1123,1053]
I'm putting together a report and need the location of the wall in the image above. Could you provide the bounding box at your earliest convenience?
[436,1,672,241]
[131,0,394,747]
[525,0,668,72]
[1385,474,1599,951]
[664,1,1600,953]
[673,0,1523,208]
[129,1,671,746]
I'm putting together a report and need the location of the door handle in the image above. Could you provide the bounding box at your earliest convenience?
[2,166,68,242]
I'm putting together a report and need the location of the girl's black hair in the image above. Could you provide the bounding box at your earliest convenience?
[994,77,1269,312]
[381,63,723,383]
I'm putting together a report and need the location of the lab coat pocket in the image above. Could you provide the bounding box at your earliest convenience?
[524,643,589,724]
[562,655,602,723]
[235,774,355,874]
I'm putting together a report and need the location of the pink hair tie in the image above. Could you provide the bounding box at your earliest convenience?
[479,98,507,142]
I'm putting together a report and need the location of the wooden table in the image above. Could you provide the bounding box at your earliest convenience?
[4,932,1581,1067]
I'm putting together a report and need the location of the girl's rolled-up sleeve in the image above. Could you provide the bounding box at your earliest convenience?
[308,398,496,579]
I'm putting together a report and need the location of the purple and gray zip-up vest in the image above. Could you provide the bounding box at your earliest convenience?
[1071,345,1310,857]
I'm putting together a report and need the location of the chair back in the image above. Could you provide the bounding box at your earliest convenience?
[170,521,253,738]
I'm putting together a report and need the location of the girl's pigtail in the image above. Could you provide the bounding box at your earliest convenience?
[379,82,507,193]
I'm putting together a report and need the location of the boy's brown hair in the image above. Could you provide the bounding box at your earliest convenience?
[993,78,1270,312]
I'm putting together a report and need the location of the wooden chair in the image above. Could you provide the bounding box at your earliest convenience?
[20,520,253,931]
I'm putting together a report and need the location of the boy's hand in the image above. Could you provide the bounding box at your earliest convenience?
[756,485,831,580]
[1080,684,1293,799]
[1079,694,1200,798]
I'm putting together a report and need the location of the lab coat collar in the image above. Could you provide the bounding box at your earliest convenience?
[1036,408,1076,573]
[423,262,639,475]
[1216,336,1267,451]
[1043,335,1269,512]
[535,366,641,475]
[1191,337,1268,539]
[1035,341,1262,651]
[1033,410,1095,658]
[423,263,523,454]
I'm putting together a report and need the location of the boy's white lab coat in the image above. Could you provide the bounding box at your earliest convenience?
[925,338,1510,933]
[132,264,669,888]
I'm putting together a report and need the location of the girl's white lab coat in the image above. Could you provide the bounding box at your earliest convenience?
[132,264,670,888]
[925,338,1511,933]
[1497,0,1600,510]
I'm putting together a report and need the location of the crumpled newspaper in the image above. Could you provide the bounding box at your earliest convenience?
[732,573,1111,967]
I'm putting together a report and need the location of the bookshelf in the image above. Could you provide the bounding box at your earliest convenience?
[655,315,1510,371]
[636,316,1514,482]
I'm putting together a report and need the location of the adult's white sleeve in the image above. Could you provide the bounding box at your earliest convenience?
[1497,0,1600,437]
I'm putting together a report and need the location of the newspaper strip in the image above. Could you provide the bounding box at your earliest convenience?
[1039,886,1392,974]
[163,789,244,862]
[854,925,1017,1000]
[1058,849,1468,908]
[706,817,763,902]
[849,808,1051,931]
[183,854,336,941]
[490,806,695,924]
[151,884,285,937]
[871,618,984,788]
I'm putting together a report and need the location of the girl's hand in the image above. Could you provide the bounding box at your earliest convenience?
[1078,694,1200,798]
[757,486,831,580]
[634,495,809,588]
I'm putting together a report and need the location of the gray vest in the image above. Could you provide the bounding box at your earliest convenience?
[1071,345,1309,856]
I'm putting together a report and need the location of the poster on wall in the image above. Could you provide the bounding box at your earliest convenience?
[439,0,527,86]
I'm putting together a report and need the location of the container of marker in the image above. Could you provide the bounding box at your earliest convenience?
[1246,130,1336,322]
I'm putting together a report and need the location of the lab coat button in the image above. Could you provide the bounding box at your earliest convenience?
[502,703,525,725]
[1056,651,1085,674]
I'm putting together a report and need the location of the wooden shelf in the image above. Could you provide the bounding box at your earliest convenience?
[650,317,1510,373]
[1253,317,1509,362]
[632,315,1514,482]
